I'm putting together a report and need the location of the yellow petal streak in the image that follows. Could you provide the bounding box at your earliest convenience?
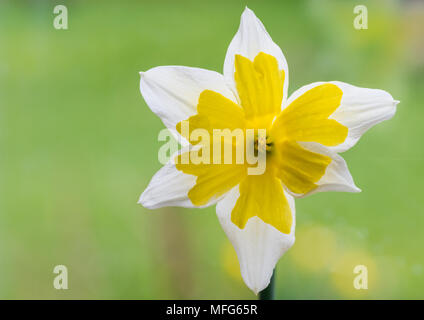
[175,146,246,206]
[176,90,246,141]
[272,83,348,146]
[231,172,292,234]
[234,52,285,119]
[275,141,332,194]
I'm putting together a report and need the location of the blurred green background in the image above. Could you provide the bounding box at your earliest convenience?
[0,0,423,299]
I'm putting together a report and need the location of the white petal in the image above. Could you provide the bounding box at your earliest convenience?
[329,81,398,153]
[216,187,295,294]
[223,7,289,105]
[139,155,196,209]
[139,66,237,142]
[285,81,398,153]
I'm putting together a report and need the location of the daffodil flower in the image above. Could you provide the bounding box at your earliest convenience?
[138,8,398,294]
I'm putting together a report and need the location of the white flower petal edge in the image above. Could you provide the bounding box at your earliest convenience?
[140,66,237,143]
[330,81,399,153]
[139,151,196,209]
[139,147,217,209]
[285,81,399,153]
[224,7,289,106]
[216,186,296,294]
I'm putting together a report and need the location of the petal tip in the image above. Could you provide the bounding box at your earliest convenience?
[241,6,256,20]
[137,194,145,206]
[138,190,152,208]
[249,277,271,295]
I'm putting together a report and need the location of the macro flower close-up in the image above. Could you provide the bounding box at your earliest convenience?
[138,7,398,295]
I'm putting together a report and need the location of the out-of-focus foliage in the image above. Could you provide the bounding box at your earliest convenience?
[0,0,422,299]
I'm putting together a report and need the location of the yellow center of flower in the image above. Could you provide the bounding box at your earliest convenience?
[175,52,348,234]
[254,134,272,153]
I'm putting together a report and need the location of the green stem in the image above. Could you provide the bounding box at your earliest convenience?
[258,270,275,300]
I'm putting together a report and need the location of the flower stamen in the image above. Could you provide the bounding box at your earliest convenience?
[254,135,273,154]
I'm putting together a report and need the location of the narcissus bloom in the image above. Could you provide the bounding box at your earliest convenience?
[138,8,398,294]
